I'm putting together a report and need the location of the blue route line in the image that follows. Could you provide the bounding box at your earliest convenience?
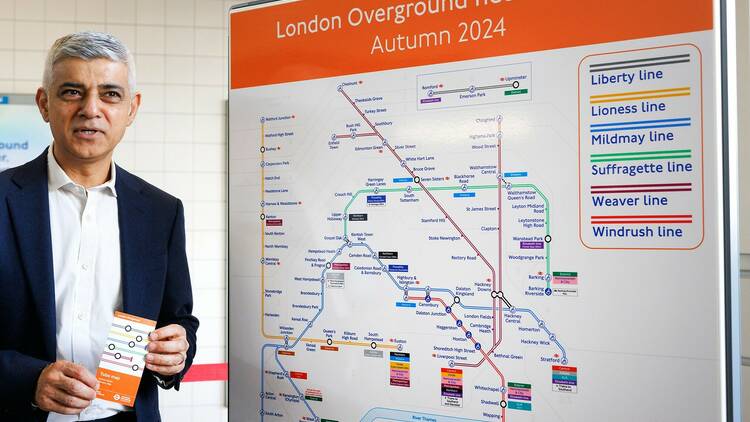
[590,123,691,132]
[590,117,690,127]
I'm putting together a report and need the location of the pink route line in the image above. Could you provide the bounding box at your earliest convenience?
[341,87,507,420]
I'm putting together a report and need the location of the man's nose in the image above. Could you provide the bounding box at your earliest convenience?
[78,92,101,118]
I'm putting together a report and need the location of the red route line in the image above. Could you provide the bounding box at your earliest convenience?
[591,188,692,194]
[590,182,691,189]
[591,220,692,224]
[341,88,505,419]
[592,214,692,219]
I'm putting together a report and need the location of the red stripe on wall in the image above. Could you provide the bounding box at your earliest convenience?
[183,363,228,382]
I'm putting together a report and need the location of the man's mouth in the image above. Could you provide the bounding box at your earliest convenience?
[73,128,104,138]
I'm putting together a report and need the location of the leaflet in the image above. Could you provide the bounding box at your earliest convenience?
[95,311,156,407]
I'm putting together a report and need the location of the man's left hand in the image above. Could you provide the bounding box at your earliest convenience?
[145,324,189,376]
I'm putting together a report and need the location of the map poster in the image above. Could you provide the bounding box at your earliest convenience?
[229,1,733,421]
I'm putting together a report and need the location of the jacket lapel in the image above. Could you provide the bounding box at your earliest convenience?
[115,167,150,317]
[6,150,56,360]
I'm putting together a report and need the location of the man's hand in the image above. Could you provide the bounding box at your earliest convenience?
[146,324,189,376]
[34,361,99,415]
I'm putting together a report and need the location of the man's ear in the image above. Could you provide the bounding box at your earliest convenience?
[35,87,49,123]
[127,91,141,126]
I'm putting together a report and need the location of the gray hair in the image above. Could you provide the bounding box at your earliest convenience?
[42,31,136,93]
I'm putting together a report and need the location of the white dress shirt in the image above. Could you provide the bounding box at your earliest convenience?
[47,146,130,421]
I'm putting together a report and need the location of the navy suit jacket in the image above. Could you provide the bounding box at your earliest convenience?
[0,150,199,421]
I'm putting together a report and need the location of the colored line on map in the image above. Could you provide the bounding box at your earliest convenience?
[103,351,133,362]
[590,123,690,132]
[592,188,692,194]
[589,54,690,73]
[334,132,378,139]
[591,214,692,224]
[589,53,690,69]
[112,324,148,335]
[590,117,691,128]
[496,117,502,346]
[590,59,691,73]
[343,185,497,234]
[591,220,692,224]
[591,155,691,163]
[589,86,690,104]
[592,214,692,219]
[590,149,691,163]
[260,120,267,338]
[591,182,691,194]
[591,182,691,188]
[432,82,515,95]
[590,149,690,158]
[265,334,398,350]
[342,182,552,288]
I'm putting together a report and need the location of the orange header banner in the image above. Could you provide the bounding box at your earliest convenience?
[230,0,713,89]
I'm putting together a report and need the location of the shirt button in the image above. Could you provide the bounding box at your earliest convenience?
[77,312,86,321]
[81,264,89,271]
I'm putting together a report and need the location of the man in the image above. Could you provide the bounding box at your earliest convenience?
[0,32,199,421]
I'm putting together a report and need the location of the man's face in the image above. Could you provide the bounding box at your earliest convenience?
[36,57,140,166]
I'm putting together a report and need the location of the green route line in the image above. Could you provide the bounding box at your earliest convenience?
[591,154,691,163]
[510,183,552,285]
[342,182,553,289]
[590,148,690,158]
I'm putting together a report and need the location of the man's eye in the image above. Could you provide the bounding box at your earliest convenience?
[62,89,80,96]
[103,91,122,100]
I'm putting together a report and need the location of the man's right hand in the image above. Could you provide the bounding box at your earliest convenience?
[34,361,99,414]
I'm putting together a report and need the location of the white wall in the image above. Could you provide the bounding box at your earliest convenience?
[0,0,237,420]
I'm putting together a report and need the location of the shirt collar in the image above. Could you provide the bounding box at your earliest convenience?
[47,145,118,197]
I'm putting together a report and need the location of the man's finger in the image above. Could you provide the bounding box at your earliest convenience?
[146,363,183,376]
[40,397,87,416]
[60,362,99,390]
[148,339,188,354]
[57,376,97,401]
[149,324,186,341]
[49,388,92,411]
[146,352,184,367]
